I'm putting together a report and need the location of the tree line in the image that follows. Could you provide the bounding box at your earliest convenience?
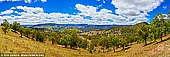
[82,11,170,53]
[1,19,88,50]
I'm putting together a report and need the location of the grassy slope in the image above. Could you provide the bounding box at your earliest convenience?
[0,26,170,57]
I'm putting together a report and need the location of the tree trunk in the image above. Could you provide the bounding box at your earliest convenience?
[122,45,125,51]
[65,45,67,48]
[161,33,163,41]
[102,47,105,53]
[113,46,116,53]
[144,37,147,46]
[20,33,23,38]
[144,39,147,46]
[5,32,7,34]
[70,46,73,49]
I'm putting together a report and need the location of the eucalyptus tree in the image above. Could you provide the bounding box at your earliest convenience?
[2,19,10,34]
[24,28,32,38]
[108,35,119,52]
[31,30,38,40]
[151,13,166,41]
[137,25,150,45]
[61,28,80,49]
[36,31,45,42]
[19,26,25,38]
[98,37,109,53]
[79,40,88,49]
[60,34,72,48]
[12,21,20,32]
[49,32,58,45]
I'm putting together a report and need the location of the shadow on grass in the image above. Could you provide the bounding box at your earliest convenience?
[156,37,170,44]
[143,41,155,47]
[116,46,131,52]
[143,37,170,47]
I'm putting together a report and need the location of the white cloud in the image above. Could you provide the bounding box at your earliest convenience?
[96,0,106,4]
[0,0,46,3]
[111,0,164,23]
[0,4,143,25]
[24,0,31,3]
[16,6,44,13]
[76,4,130,25]
[163,6,167,9]
[0,0,21,2]
[0,10,14,15]
[0,1,165,25]
[41,0,46,2]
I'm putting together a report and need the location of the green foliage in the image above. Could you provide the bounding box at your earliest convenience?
[19,26,25,38]
[108,35,119,52]
[88,48,93,54]
[69,36,79,49]
[1,19,10,27]
[12,21,20,32]
[79,40,88,49]
[2,27,9,34]
[137,25,149,45]
[151,13,167,41]
[31,30,38,39]
[108,35,119,46]
[36,31,45,42]
[59,34,71,48]
[24,28,32,38]
[98,37,110,53]
[60,29,80,49]
[118,38,128,50]
[2,19,10,34]
[49,32,58,44]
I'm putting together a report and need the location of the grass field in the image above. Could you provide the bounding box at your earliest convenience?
[0,26,170,57]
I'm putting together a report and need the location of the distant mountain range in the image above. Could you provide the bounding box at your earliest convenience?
[22,23,132,32]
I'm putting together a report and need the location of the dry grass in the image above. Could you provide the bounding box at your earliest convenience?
[0,26,170,57]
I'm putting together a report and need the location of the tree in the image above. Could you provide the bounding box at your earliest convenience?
[148,25,159,42]
[118,38,128,50]
[49,32,58,45]
[79,40,88,49]
[151,14,166,41]
[36,31,45,42]
[59,34,71,48]
[2,27,9,34]
[19,26,25,38]
[31,30,38,40]
[98,37,109,53]
[69,36,79,49]
[137,25,150,46]
[108,35,119,52]
[12,21,20,32]
[1,19,10,27]
[2,19,10,34]
[61,29,80,49]
[24,28,32,38]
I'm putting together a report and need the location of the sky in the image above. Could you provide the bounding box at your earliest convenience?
[0,0,169,25]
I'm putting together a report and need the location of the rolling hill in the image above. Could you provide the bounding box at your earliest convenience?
[0,26,170,57]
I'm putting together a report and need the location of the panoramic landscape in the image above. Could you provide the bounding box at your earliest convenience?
[0,0,170,57]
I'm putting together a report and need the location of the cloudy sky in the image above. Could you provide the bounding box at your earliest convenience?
[0,0,169,25]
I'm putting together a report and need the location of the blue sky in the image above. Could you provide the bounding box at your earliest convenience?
[0,0,169,25]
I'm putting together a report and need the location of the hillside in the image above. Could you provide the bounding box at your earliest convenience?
[1,26,170,57]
